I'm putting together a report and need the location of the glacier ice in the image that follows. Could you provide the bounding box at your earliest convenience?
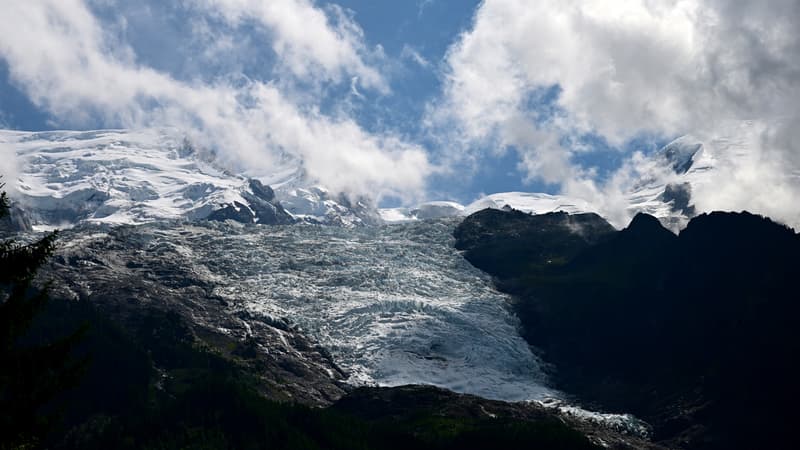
[125,219,559,402]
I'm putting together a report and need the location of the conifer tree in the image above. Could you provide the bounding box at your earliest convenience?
[0,180,84,449]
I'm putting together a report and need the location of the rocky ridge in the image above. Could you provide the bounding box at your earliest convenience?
[454,208,800,449]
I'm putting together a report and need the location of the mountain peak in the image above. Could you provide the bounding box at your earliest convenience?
[661,136,703,174]
[624,212,676,240]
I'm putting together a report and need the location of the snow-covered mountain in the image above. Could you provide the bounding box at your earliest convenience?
[379,193,594,224]
[381,126,793,231]
[3,128,600,229]
[620,121,800,231]
[2,124,787,231]
[0,129,380,230]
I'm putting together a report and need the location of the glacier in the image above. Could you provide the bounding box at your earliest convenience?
[40,216,649,435]
[0,128,558,400]
[41,217,559,402]
[178,219,555,401]
[0,127,683,433]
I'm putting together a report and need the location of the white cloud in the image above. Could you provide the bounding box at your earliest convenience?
[417,0,435,18]
[0,0,430,200]
[433,0,800,226]
[189,0,388,92]
[401,45,431,69]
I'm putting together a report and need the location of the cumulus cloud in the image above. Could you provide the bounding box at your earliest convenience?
[0,0,430,200]
[433,0,800,225]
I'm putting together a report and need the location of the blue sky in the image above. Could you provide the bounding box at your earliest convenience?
[0,0,798,214]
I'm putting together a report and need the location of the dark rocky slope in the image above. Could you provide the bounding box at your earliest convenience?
[455,209,800,449]
[335,385,665,450]
[41,223,345,406]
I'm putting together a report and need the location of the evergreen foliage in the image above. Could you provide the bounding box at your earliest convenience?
[0,180,86,449]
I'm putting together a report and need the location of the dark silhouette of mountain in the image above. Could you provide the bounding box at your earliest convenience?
[455,209,800,449]
[453,209,616,279]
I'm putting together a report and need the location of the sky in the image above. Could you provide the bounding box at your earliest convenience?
[0,0,798,224]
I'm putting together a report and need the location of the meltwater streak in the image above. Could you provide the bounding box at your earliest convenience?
[178,219,555,402]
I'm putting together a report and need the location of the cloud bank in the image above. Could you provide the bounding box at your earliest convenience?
[0,0,430,200]
[432,0,800,226]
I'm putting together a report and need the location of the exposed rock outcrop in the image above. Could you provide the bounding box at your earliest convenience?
[455,209,800,449]
[0,201,32,233]
[40,223,344,406]
[208,179,295,225]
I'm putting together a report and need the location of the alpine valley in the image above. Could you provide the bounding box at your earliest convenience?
[1,128,798,449]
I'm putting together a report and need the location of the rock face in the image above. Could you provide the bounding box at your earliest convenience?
[0,201,32,232]
[334,385,667,450]
[40,223,346,406]
[454,209,800,449]
[454,209,616,279]
[207,179,295,225]
[661,138,702,175]
[661,183,696,217]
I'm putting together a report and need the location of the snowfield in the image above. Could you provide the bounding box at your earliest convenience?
[3,123,794,231]
[0,129,378,228]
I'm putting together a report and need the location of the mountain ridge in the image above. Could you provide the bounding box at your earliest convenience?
[1,127,771,232]
[0,129,380,229]
[454,208,800,449]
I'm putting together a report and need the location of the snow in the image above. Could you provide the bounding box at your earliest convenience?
[3,124,787,231]
[380,194,595,224]
[1,129,251,225]
[481,192,593,215]
[0,128,374,228]
[378,207,415,223]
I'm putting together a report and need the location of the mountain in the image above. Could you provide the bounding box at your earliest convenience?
[0,127,669,448]
[3,126,790,448]
[380,193,596,223]
[455,208,800,449]
[381,139,702,228]
[384,124,798,232]
[0,129,379,229]
[1,126,780,233]
[10,217,658,448]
